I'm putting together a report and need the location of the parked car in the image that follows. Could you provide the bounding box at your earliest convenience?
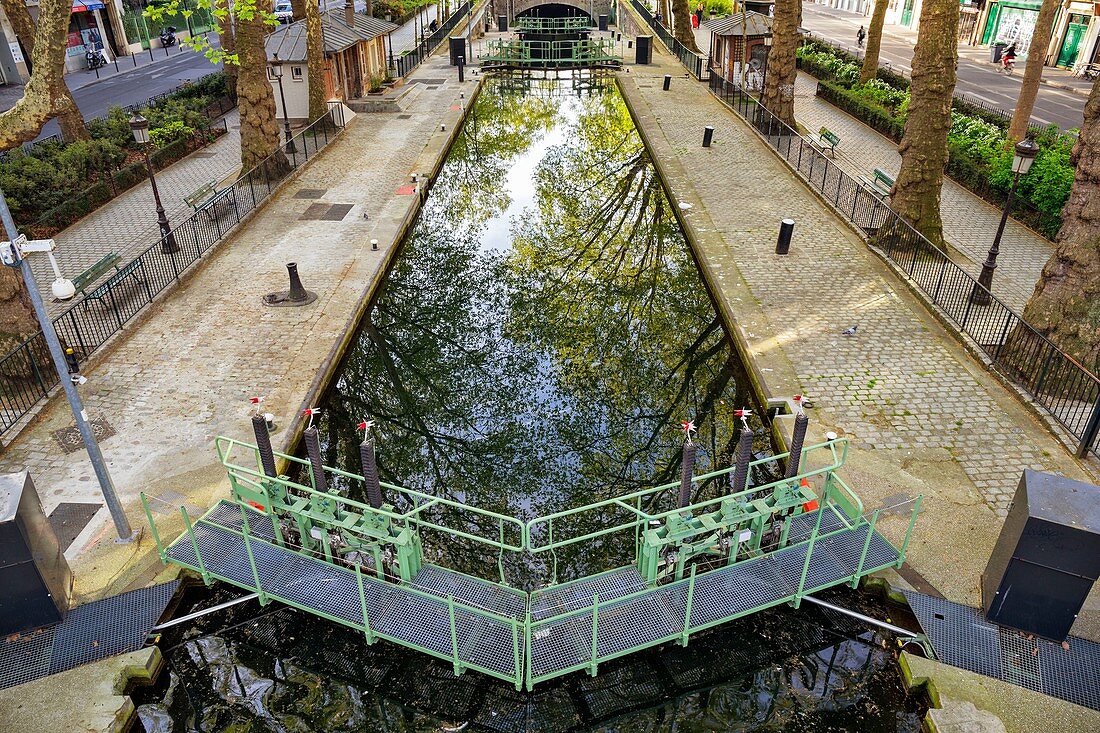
[275,1,294,23]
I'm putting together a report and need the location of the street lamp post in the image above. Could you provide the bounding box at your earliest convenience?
[0,191,135,542]
[970,135,1040,305]
[270,55,297,154]
[129,113,178,254]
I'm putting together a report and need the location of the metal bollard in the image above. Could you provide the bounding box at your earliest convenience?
[702,126,714,147]
[776,219,795,255]
[458,55,465,82]
[663,75,671,91]
[287,262,307,302]
[371,239,379,251]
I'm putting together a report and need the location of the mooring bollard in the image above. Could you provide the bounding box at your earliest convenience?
[371,239,379,251]
[287,262,307,302]
[663,75,671,91]
[458,55,465,82]
[702,126,714,147]
[776,219,795,255]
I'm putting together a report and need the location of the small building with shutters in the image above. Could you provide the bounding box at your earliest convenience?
[265,10,398,122]
[704,11,774,87]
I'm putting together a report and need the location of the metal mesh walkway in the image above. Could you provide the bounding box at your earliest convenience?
[904,591,1100,711]
[165,515,522,680]
[159,498,902,689]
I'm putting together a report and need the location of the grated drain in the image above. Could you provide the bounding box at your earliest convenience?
[294,188,328,199]
[299,203,354,221]
[47,502,102,551]
[52,418,114,454]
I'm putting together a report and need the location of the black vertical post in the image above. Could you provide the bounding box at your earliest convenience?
[663,74,671,90]
[304,426,329,493]
[785,413,809,478]
[360,438,385,508]
[702,126,714,147]
[252,414,278,478]
[776,219,794,254]
[730,427,754,494]
[678,440,697,508]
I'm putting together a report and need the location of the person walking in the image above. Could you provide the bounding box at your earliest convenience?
[857,25,866,48]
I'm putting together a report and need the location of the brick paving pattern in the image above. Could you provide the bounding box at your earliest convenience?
[0,58,474,599]
[620,55,1077,514]
[790,75,1054,313]
[28,110,242,315]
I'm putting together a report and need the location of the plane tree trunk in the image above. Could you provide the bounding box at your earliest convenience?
[859,0,888,85]
[762,0,801,128]
[1007,0,1058,143]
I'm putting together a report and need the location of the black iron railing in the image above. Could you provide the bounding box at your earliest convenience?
[392,1,472,78]
[629,0,708,80]
[708,75,1100,458]
[0,111,344,437]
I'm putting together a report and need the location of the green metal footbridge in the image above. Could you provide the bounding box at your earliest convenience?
[482,39,621,70]
[143,425,920,691]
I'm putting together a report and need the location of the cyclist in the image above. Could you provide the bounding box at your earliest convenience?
[857,26,866,48]
[1002,42,1018,72]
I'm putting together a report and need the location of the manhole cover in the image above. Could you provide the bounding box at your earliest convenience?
[298,202,330,220]
[426,85,440,90]
[321,203,353,221]
[294,188,328,199]
[48,502,102,551]
[52,418,115,454]
[397,114,412,119]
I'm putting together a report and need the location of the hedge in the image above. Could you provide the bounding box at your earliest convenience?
[798,42,1074,239]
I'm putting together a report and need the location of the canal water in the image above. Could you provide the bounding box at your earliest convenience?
[139,74,925,731]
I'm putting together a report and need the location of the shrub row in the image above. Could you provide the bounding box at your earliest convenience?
[798,42,1074,239]
[0,72,233,230]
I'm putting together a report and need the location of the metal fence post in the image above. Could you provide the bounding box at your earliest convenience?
[794,502,825,608]
[181,507,211,584]
[24,342,48,397]
[140,493,165,560]
[239,508,267,605]
[898,495,922,565]
[512,617,522,690]
[589,592,600,676]
[448,595,462,675]
[355,564,376,643]
[681,563,696,645]
[1077,397,1100,458]
[851,509,879,587]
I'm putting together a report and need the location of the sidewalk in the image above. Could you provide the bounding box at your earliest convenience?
[0,55,476,604]
[27,109,242,315]
[791,74,1054,313]
[801,2,1095,97]
[617,49,1097,636]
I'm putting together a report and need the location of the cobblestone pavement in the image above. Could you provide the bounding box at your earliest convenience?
[791,74,1054,313]
[28,109,242,316]
[0,56,475,601]
[618,51,1095,618]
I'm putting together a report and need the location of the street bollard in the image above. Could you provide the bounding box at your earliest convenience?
[287,262,308,302]
[371,239,379,251]
[702,126,714,147]
[458,55,465,82]
[776,219,795,255]
[663,75,671,91]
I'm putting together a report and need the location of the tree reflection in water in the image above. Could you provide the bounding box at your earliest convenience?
[315,76,765,584]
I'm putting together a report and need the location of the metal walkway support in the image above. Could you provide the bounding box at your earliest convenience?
[143,435,921,691]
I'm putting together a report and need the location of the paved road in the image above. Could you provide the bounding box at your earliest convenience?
[801,3,1088,130]
[1,42,223,142]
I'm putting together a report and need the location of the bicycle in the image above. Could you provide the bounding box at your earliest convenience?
[1000,58,1015,75]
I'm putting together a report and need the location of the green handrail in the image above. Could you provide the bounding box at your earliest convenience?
[181,506,210,584]
[140,493,165,560]
[238,508,267,605]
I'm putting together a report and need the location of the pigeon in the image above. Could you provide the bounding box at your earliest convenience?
[841,324,858,337]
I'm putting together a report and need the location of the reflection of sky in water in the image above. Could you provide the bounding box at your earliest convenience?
[317,77,763,578]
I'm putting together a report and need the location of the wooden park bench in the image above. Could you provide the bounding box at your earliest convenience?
[184,178,234,221]
[815,127,840,156]
[71,253,121,297]
[860,167,895,199]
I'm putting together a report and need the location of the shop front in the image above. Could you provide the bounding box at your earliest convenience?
[982,0,1043,52]
[64,0,124,72]
[1050,2,1097,68]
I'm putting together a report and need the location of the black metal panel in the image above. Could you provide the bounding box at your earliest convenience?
[635,36,652,64]
[982,471,1100,640]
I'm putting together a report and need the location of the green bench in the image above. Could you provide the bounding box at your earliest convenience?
[861,167,895,198]
[816,127,840,155]
[71,253,121,297]
[185,178,233,220]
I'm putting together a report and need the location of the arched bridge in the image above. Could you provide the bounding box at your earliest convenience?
[511,0,613,23]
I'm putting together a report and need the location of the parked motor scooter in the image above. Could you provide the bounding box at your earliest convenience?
[85,48,106,70]
[160,26,177,48]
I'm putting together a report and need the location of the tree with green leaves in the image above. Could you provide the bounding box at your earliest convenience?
[859,0,888,85]
[889,0,958,248]
[147,0,284,171]
[762,0,801,127]
[1021,76,1100,372]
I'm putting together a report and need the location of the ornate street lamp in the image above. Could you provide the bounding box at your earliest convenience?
[271,54,297,154]
[759,32,774,102]
[970,135,1040,305]
[129,113,178,254]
